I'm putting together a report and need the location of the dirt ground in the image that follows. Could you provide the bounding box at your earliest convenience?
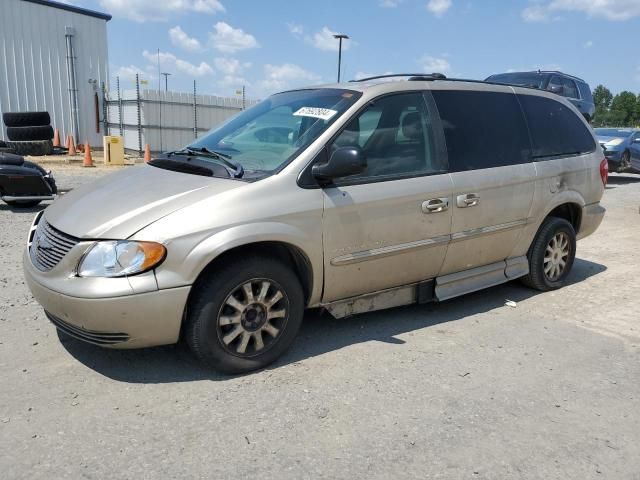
[1,166,639,479]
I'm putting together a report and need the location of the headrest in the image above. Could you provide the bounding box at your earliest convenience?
[401,112,422,140]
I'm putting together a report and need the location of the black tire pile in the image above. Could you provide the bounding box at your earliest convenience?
[2,111,54,156]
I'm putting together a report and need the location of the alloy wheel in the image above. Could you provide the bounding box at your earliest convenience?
[216,279,289,357]
[543,232,571,282]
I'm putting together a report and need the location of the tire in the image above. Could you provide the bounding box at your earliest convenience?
[6,125,54,142]
[521,217,576,291]
[2,111,50,128]
[185,255,305,373]
[6,140,53,156]
[4,200,41,208]
[618,151,631,173]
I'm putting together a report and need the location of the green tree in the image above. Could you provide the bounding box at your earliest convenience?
[610,91,638,126]
[593,85,613,110]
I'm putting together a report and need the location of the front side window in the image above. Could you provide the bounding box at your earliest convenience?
[431,90,531,171]
[330,92,443,180]
[518,94,596,158]
[188,89,361,174]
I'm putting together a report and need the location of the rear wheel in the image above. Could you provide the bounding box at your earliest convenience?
[185,255,304,373]
[521,217,576,291]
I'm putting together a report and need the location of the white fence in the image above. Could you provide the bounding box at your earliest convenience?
[104,76,259,154]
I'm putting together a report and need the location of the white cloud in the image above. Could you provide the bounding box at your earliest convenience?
[259,63,321,92]
[522,0,640,22]
[420,55,451,73]
[99,0,225,22]
[584,40,594,48]
[142,50,213,77]
[209,22,259,53]
[214,57,251,87]
[380,0,403,7]
[287,22,304,36]
[307,26,350,52]
[169,26,202,52]
[113,64,155,82]
[426,0,452,17]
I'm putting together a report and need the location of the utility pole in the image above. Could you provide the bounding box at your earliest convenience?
[161,72,171,91]
[333,33,349,83]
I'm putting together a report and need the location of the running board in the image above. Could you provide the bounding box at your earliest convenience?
[323,257,528,319]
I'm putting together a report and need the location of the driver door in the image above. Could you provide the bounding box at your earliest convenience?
[320,92,453,302]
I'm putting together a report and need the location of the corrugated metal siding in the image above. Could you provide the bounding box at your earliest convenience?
[0,0,108,146]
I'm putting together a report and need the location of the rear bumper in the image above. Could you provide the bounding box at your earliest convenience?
[577,202,605,240]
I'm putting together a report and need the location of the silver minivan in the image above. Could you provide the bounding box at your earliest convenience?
[24,74,607,373]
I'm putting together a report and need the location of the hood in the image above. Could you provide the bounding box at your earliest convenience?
[44,164,244,239]
[596,135,627,145]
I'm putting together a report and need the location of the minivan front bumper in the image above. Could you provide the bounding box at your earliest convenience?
[23,248,190,349]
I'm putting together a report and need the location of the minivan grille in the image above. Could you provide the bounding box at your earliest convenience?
[29,218,80,271]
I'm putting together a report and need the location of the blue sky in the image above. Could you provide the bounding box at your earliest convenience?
[72,0,640,99]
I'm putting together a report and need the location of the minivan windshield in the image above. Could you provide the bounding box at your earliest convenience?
[487,73,545,89]
[187,88,361,175]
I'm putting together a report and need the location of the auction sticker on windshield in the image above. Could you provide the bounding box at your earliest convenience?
[293,107,338,121]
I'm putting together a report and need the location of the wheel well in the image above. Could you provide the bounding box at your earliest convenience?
[547,203,582,233]
[190,241,314,305]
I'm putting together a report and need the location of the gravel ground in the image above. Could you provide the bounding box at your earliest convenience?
[1,166,639,479]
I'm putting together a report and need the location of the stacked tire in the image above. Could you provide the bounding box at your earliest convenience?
[3,112,53,156]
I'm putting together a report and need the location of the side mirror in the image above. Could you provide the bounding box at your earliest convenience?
[548,85,563,95]
[312,147,367,184]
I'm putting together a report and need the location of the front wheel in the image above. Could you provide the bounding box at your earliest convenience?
[521,217,576,291]
[618,151,631,173]
[185,256,304,373]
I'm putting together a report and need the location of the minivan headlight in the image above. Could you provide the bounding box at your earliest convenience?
[77,241,166,277]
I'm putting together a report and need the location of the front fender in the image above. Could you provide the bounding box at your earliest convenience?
[153,222,324,305]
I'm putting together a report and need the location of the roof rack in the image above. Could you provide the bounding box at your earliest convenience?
[348,73,545,93]
[350,73,447,82]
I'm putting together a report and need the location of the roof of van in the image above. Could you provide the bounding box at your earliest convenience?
[487,70,587,84]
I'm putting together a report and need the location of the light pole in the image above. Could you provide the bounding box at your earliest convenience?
[161,72,172,91]
[333,33,349,83]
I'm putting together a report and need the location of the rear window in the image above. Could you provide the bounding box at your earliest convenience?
[518,94,596,159]
[431,90,531,172]
[487,73,545,89]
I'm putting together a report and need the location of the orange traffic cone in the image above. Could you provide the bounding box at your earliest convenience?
[68,136,76,156]
[53,128,61,148]
[83,141,94,167]
[65,134,71,150]
[144,144,151,163]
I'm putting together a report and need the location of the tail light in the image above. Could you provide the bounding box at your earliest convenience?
[599,158,608,187]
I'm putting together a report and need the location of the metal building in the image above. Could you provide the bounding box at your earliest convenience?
[0,0,110,146]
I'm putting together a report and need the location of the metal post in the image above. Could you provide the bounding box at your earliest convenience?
[101,81,108,136]
[242,85,246,110]
[333,33,349,83]
[117,76,123,137]
[193,80,198,139]
[136,73,142,156]
[64,27,80,143]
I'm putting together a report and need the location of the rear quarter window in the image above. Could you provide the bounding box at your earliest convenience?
[431,90,531,172]
[578,82,593,102]
[518,94,595,159]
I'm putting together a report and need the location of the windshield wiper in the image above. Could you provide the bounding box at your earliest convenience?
[167,147,244,178]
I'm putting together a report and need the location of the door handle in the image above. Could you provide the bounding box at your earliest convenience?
[422,198,449,214]
[456,193,480,208]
